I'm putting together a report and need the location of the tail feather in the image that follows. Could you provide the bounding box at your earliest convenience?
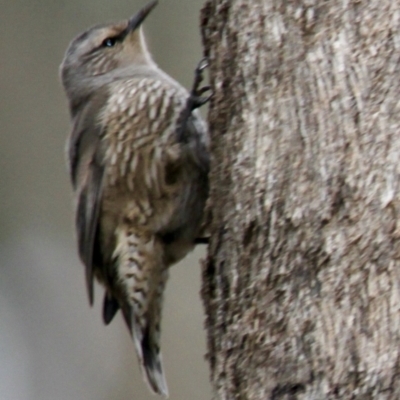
[115,228,169,396]
[141,325,168,397]
[121,305,169,397]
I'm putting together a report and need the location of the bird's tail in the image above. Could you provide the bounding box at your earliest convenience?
[138,323,168,397]
[121,268,169,397]
[114,227,169,396]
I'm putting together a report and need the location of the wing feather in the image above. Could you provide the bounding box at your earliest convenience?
[67,90,108,305]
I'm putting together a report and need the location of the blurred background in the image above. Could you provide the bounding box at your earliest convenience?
[0,0,211,399]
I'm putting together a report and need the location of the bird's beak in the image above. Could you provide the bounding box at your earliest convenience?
[126,0,158,33]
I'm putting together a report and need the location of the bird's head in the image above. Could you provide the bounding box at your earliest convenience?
[60,0,158,101]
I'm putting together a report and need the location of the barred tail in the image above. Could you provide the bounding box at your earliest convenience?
[121,300,168,397]
[139,269,169,397]
[115,226,169,396]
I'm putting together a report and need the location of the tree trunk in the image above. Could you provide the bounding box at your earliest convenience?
[200,1,400,398]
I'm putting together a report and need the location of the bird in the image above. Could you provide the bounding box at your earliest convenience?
[59,1,210,396]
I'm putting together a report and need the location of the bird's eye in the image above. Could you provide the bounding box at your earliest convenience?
[102,37,117,48]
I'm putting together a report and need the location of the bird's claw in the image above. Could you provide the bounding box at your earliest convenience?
[189,58,213,110]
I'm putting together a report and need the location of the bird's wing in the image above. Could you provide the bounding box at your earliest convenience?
[67,91,109,306]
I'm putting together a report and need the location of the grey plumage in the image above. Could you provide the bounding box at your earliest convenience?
[60,1,209,397]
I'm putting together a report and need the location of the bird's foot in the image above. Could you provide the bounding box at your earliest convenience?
[189,58,213,110]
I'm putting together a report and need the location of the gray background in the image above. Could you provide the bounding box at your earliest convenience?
[0,0,211,399]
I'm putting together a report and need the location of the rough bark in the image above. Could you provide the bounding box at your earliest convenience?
[200,1,400,399]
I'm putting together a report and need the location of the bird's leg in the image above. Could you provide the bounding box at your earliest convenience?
[188,58,213,110]
[176,59,213,143]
